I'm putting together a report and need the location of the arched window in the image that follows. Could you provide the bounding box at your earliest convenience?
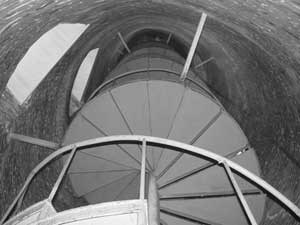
[72,48,99,103]
[69,48,99,116]
[7,23,89,104]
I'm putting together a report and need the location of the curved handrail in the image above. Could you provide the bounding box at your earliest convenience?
[86,68,221,105]
[2,135,300,224]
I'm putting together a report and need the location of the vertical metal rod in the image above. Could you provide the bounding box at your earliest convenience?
[180,12,207,81]
[118,32,131,53]
[139,139,147,200]
[223,161,258,225]
[48,146,77,201]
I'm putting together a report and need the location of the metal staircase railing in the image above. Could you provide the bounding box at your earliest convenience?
[1,135,300,225]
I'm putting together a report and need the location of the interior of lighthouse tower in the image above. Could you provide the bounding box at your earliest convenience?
[0,1,300,225]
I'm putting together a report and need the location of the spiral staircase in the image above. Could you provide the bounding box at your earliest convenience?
[1,26,300,225]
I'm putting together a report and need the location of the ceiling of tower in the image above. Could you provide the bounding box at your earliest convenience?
[0,1,299,225]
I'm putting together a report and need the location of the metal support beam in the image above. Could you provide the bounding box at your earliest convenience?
[8,133,59,150]
[154,86,186,170]
[68,169,137,174]
[190,109,222,145]
[160,189,261,200]
[110,91,153,171]
[158,145,249,189]
[118,32,131,53]
[157,109,222,179]
[180,12,207,81]
[78,172,136,198]
[79,112,143,168]
[139,139,147,200]
[195,57,214,69]
[223,161,258,225]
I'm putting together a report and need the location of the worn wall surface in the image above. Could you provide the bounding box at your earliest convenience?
[0,0,299,224]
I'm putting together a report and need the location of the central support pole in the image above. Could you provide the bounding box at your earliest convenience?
[139,139,159,225]
[148,173,160,225]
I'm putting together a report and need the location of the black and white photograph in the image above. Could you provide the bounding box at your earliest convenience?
[0,1,299,225]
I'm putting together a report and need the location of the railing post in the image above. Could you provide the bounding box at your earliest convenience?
[138,139,147,225]
[139,139,147,200]
[48,145,77,202]
[222,160,258,225]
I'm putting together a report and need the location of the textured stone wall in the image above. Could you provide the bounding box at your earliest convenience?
[0,0,299,224]
[0,89,21,212]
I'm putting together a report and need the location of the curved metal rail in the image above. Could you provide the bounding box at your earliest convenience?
[1,135,300,225]
[86,68,221,105]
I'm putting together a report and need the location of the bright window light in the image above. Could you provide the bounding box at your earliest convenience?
[7,23,89,104]
[72,48,99,102]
